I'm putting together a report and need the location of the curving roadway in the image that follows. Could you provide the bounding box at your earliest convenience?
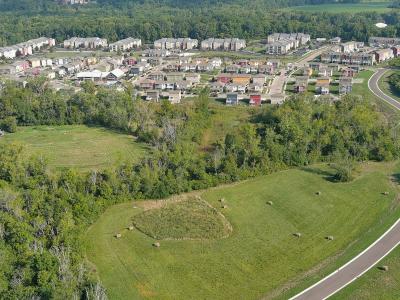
[290,69,400,300]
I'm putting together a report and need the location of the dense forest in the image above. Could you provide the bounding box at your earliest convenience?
[0,0,399,46]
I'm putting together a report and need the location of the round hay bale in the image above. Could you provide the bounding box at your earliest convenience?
[115,233,122,239]
[153,242,160,248]
[219,198,225,202]
[128,226,134,231]
[383,192,389,196]
[378,265,389,271]
[316,191,322,196]
[326,235,334,241]
[293,232,302,238]
[132,205,138,209]
[222,205,228,209]
[267,201,273,206]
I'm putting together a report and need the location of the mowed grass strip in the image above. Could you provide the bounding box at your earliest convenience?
[0,125,147,170]
[85,162,400,300]
[132,197,231,240]
[332,245,400,300]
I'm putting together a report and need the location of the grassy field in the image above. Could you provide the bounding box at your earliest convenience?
[132,196,232,240]
[285,2,393,13]
[200,104,254,151]
[332,245,400,299]
[85,161,400,299]
[0,125,147,170]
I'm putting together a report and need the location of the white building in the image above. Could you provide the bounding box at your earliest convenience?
[109,37,142,52]
[200,38,246,51]
[154,38,198,50]
[64,37,108,49]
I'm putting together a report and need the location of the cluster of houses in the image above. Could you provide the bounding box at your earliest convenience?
[320,39,400,66]
[200,38,246,51]
[0,37,56,59]
[154,38,199,50]
[292,62,358,96]
[266,33,311,55]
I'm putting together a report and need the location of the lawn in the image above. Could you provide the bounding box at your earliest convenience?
[0,125,147,170]
[378,70,400,103]
[284,2,393,13]
[85,161,400,300]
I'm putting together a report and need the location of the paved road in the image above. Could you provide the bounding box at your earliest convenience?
[290,219,400,300]
[291,70,400,300]
[368,68,400,111]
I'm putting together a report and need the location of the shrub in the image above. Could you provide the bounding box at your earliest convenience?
[0,116,17,133]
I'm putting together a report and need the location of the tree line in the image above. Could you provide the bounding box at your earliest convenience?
[0,78,398,298]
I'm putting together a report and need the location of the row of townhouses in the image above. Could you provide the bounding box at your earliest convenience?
[109,38,142,52]
[0,37,56,59]
[154,38,199,50]
[200,38,246,51]
[63,37,108,49]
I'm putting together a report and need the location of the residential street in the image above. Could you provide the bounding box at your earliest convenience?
[368,68,400,111]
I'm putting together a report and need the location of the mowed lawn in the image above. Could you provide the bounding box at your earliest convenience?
[284,2,392,13]
[85,162,400,300]
[0,125,147,170]
[332,246,400,299]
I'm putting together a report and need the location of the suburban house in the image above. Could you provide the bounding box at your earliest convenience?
[369,36,400,46]
[303,67,313,76]
[249,94,262,106]
[248,83,263,93]
[339,77,353,94]
[139,79,155,89]
[146,90,160,102]
[316,77,330,95]
[226,92,239,105]
[106,69,125,81]
[231,74,251,85]
[166,73,185,82]
[216,73,232,84]
[391,46,400,57]
[109,37,142,52]
[294,76,309,93]
[342,67,356,77]
[76,70,106,81]
[148,71,165,81]
[185,73,201,83]
[168,90,182,104]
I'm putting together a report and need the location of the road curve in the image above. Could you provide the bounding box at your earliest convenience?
[290,219,400,300]
[290,71,400,300]
[368,68,400,111]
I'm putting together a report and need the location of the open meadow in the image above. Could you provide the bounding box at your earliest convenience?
[0,125,147,170]
[85,161,400,299]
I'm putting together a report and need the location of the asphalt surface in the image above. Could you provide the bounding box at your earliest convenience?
[368,68,400,111]
[290,70,400,300]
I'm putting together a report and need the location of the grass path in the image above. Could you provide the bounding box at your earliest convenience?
[85,162,400,299]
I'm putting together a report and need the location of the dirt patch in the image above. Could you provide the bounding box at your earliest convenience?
[135,282,157,298]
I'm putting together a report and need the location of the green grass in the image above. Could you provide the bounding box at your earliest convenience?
[332,246,400,299]
[284,2,393,13]
[132,197,231,240]
[352,70,400,125]
[378,70,400,102]
[85,161,400,299]
[0,125,147,170]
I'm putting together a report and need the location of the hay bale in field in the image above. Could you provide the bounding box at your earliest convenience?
[153,242,160,248]
[267,201,273,206]
[219,198,225,202]
[383,192,389,196]
[378,265,389,271]
[128,226,134,231]
[293,232,302,238]
[115,233,122,239]
[222,205,228,209]
[326,235,334,241]
[316,191,322,196]
[132,205,138,209]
